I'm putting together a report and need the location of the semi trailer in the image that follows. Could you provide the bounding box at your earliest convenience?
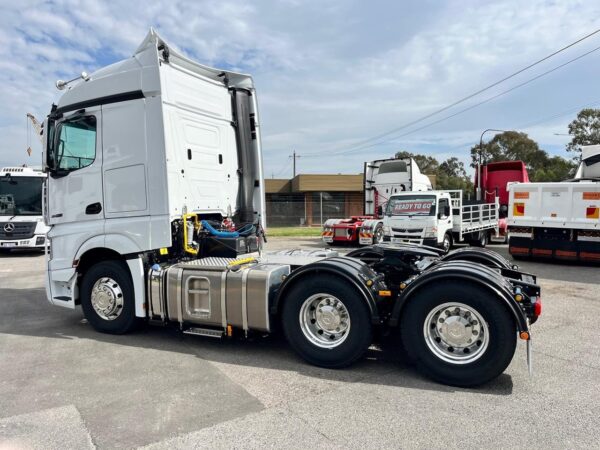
[507,145,600,262]
[382,190,499,252]
[0,166,49,251]
[42,29,541,387]
[322,157,432,246]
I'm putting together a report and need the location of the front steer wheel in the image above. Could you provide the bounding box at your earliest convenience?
[400,281,516,387]
[80,260,140,334]
[281,276,373,368]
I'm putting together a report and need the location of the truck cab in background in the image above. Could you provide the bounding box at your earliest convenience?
[383,190,499,253]
[322,157,432,245]
[476,161,529,242]
[0,167,49,251]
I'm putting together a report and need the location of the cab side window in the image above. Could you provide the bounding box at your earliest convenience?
[438,198,449,219]
[56,116,97,171]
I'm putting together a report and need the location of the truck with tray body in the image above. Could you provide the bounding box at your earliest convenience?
[382,190,499,252]
[322,157,431,246]
[42,30,541,387]
[507,145,600,262]
[0,166,49,251]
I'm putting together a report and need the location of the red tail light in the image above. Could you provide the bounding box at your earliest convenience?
[534,298,542,317]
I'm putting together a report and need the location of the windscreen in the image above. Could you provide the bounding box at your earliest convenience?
[386,195,436,216]
[0,176,44,216]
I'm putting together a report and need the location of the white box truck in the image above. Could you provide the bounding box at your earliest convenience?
[0,166,49,251]
[507,145,600,262]
[41,29,541,386]
[382,190,498,253]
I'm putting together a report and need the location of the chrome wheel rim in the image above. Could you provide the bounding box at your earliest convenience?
[90,277,124,321]
[423,302,489,364]
[299,293,351,348]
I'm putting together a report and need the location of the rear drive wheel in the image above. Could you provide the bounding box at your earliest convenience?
[80,260,140,334]
[282,276,372,368]
[400,281,516,387]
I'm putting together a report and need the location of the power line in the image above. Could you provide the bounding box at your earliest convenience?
[273,158,292,177]
[311,42,600,157]
[302,27,600,157]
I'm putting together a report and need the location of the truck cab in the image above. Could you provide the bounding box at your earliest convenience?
[0,167,49,251]
[383,190,499,252]
[383,191,453,251]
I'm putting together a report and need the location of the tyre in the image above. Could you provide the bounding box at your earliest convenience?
[281,276,373,368]
[373,224,385,244]
[400,281,516,387]
[441,233,452,254]
[471,231,488,248]
[80,260,140,334]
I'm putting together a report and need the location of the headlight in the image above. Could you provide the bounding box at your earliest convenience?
[383,226,391,234]
[423,227,437,238]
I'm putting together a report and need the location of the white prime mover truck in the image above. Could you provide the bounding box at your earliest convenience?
[0,166,49,251]
[322,157,432,246]
[41,30,541,387]
[383,190,498,253]
[507,145,600,262]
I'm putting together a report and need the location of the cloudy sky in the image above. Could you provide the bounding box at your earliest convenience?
[1,0,600,177]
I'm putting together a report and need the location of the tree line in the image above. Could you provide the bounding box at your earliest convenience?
[396,108,600,190]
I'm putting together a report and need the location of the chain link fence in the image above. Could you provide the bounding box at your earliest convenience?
[265,192,364,227]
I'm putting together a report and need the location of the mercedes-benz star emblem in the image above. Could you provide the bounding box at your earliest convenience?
[3,223,15,233]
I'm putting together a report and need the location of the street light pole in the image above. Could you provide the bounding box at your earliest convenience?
[478,128,507,201]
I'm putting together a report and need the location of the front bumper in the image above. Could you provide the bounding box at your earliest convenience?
[0,235,47,250]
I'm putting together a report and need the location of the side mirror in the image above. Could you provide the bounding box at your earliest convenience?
[376,205,383,217]
[445,205,451,216]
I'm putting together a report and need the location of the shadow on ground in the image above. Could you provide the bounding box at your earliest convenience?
[1,286,513,397]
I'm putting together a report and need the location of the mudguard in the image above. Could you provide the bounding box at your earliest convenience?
[439,247,514,269]
[389,260,529,332]
[272,256,382,323]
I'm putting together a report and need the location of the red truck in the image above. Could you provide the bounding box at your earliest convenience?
[322,157,432,245]
[475,161,529,242]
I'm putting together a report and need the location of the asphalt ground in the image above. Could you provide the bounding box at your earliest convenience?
[0,239,599,449]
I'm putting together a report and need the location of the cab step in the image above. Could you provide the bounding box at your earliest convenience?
[183,327,224,339]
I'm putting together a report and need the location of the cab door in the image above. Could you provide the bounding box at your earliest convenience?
[47,107,104,225]
[437,197,452,242]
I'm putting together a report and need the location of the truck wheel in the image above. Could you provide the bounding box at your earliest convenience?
[373,224,385,244]
[441,233,452,254]
[80,260,139,334]
[281,276,372,368]
[400,281,516,387]
[471,231,488,248]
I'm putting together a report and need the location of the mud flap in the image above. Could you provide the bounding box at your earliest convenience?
[527,337,533,377]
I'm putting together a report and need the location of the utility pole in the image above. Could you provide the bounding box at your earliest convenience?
[289,150,301,177]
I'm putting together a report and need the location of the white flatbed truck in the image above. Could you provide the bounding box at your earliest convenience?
[41,30,541,387]
[382,190,498,253]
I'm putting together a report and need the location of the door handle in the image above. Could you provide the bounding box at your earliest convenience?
[85,202,102,215]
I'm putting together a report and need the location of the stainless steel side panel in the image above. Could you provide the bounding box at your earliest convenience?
[166,266,184,324]
[147,267,166,320]
[226,264,290,332]
[181,269,224,327]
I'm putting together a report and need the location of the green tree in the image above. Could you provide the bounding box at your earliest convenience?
[395,151,473,192]
[470,131,576,182]
[395,150,439,174]
[566,108,600,159]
